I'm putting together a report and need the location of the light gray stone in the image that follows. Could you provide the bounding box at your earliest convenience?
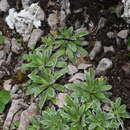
[22,0,31,8]
[47,12,59,30]
[18,103,37,130]
[68,64,78,75]
[0,0,9,12]
[69,73,85,82]
[3,79,12,91]
[0,71,5,79]
[0,50,6,59]
[56,93,67,108]
[11,38,22,54]
[89,41,102,60]
[81,41,89,46]
[117,30,128,39]
[78,63,92,70]
[4,38,11,54]
[107,32,115,39]
[104,46,115,53]
[122,0,130,23]
[3,99,24,130]
[28,29,43,49]
[96,58,113,75]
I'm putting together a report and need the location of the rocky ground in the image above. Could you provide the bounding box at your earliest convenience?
[0,0,130,129]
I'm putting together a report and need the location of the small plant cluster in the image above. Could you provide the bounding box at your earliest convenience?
[21,27,129,130]
[0,90,11,113]
[22,27,88,109]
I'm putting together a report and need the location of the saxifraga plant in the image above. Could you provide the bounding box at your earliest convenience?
[28,69,130,130]
[22,27,129,130]
[41,27,88,64]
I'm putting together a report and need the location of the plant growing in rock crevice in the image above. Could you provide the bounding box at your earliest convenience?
[42,27,88,64]
[21,27,129,130]
[27,69,129,130]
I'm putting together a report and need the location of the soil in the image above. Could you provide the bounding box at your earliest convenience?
[1,0,130,129]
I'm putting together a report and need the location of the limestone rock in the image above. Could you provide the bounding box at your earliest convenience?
[89,41,102,60]
[96,58,113,75]
[28,29,43,49]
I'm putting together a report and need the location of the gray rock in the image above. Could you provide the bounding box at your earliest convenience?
[117,30,128,39]
[107,32,116,39]
[81,41,89,46]
[0,50,6,59]
[22,0,31,8]
[59,10,66,28]
[11,38,22,54]
[18,103,37,130]
[122,0,130,23]
[96,17,106,32]
[122,63,130,75]
[28,29,43,49]
[0,71,5,79]
[116,37,120,46]
[0,59,6,66]
[56,93,67,108]
[96,58,113,75]
[104,46,115,53]
[6,52,12,65]
[75,27,88,34]
[3,79,12,91]
[78,63,92,70]
[89,41,102,60]
[68,64,78,75]
[6,4,45,42]
[69,73,85,82]
[74,8,83,13]
[61,0,71,15]
[0,0,9,12]
[11,85,19,94]
[47,12,59,30]
[3,99,24,130]
[4,38,11,54]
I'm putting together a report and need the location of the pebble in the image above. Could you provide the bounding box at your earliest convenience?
[0,71,5,79]
[117,30,128,39]
[96,58,113,75]
[47,12,59,30]
[18,103,37,130]
[11,85,19,94]
[69,73,85,82]
[107,32,115,39]
[0,0,9,12]
[61,0,71,15]
[78,63,92,70]
[59,10,66,28]
[0,50,6,59]
[89,41,102,60]
[4,38,11,54]
[56,93,67,108]
[22,0,31,8]
[81,41,89,46]
[11,38,22,54]
[6,52,12,65]
[3,79,12,91]
[122,63,130,75]
[104,46,115,53]
[75,27,88,34]
[96,17,106,31]
[68,64,78,75]
[3,99,24,130]
[28,29,43,49]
